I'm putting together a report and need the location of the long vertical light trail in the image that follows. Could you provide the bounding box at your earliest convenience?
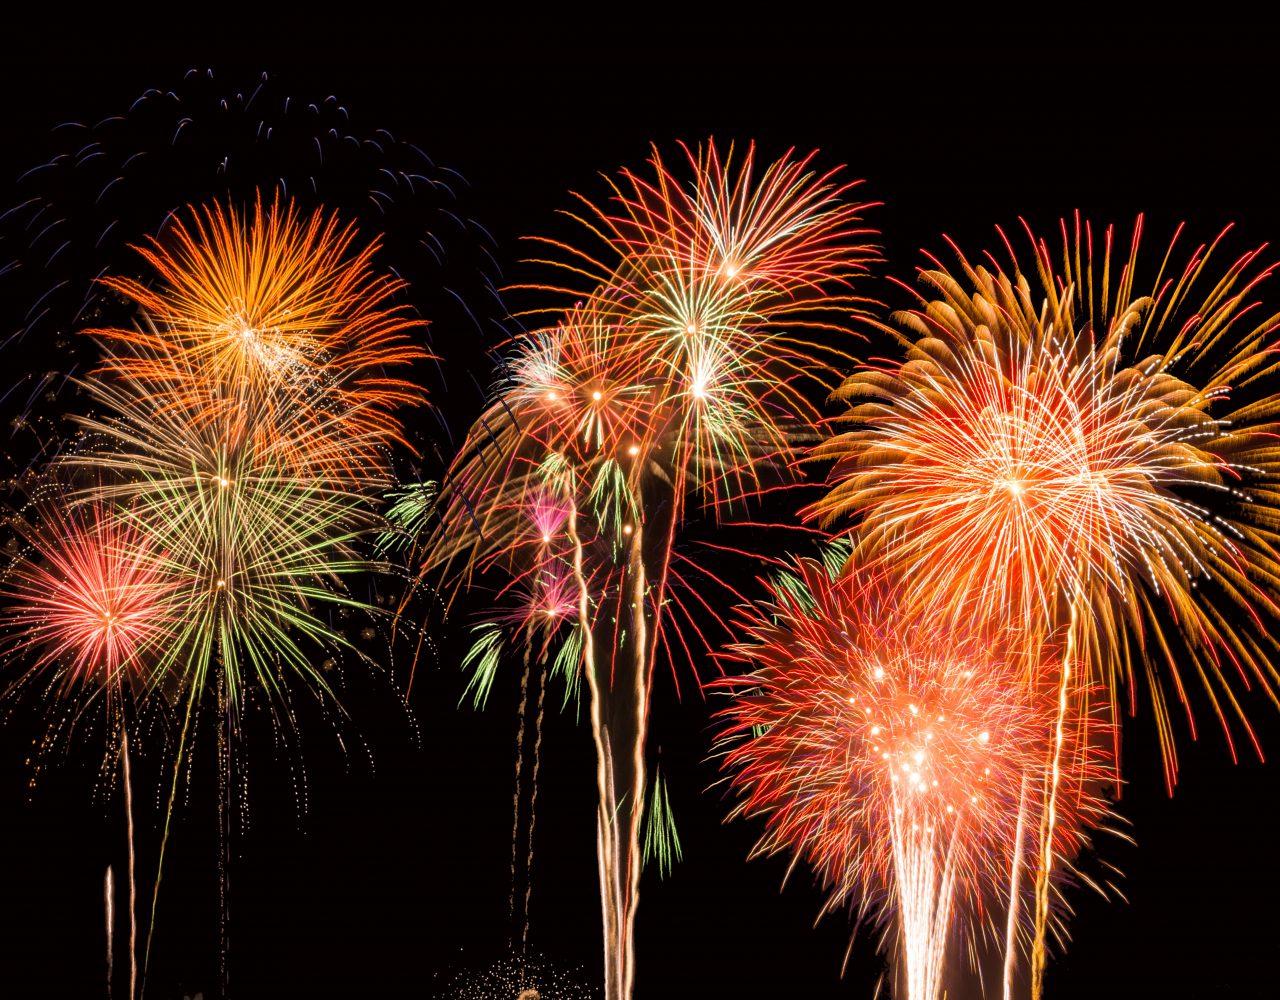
[1032,601,1078,999]
[1002,775,1029,1000]
[889,786,959,1000]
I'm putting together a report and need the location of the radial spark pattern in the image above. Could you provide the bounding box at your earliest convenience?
[719,558,1111,999]
[813,218,1280,781]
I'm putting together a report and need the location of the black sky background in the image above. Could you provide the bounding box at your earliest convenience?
[1,13,1279,999]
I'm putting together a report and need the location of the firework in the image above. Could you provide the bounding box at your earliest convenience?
[811,216,1280,993]
[64,367,380,709]
[441,953,598,1000]
[813,216,1280,779]
[0,487,179,1000]
[88,194,428,483]
[0,67,498,458]
[0,69,485,999]
[428,141,874,1000]
[0,493,179,694]
[718,556,1111,1000]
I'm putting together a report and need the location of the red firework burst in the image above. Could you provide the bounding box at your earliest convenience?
[718,557,1111,998]
[2,497,178,691]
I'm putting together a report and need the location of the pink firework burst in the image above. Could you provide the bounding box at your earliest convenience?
[2,497,178,691]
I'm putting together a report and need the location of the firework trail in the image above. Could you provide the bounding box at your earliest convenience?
[105,864,114,999]
[0,490,179,1000]
[427,142,874,1000]
[812,216,1280,993]
[522,648,549,954]
[510,634,533,947]
[122,726,138,1000]
[718,555,1113,1000]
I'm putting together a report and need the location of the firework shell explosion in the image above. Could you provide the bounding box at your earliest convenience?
[0,81,476,999]
[811,216,1280,787]
[62,366,382,712]
[81,194,431,496]
[718,556,1114,999]
[88,194,429,478]
[431,140,878,675]
[0,67,502,490]
[0,491,179,697]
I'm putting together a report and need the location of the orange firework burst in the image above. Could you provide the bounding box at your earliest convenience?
[718,556,1112,1000]
[1,495,178,692]
[812,216,1280,782]
[89,193,428,479]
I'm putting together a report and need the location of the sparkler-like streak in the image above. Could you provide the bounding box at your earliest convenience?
[122,727,138,1000]
[1002,775,1029,1000]
[429,142,874,1000]
[718,557,1111,1000]
[105,865,114,999]
[522,648,547,955]
[812,216,1280,992]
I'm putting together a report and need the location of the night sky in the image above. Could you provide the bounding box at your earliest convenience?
[1,16,1278,999]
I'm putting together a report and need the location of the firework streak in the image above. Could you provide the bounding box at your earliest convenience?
[428,142,875,1000]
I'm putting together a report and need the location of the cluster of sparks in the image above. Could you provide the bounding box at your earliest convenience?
[4,193,420,710]
[720,216,1280,998]
[721,559,1111,1000]
[440,953,597,1000]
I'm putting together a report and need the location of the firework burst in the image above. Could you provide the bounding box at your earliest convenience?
[89,194,428,482]
[0,70,486,1000]
[718,556,1112,1000]
[427,141,875,1000]
[811,216,1280,993]
[63,367,380,710]
[813,216,1280,777]
[0,67,497,447]
[1,494,179,694]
